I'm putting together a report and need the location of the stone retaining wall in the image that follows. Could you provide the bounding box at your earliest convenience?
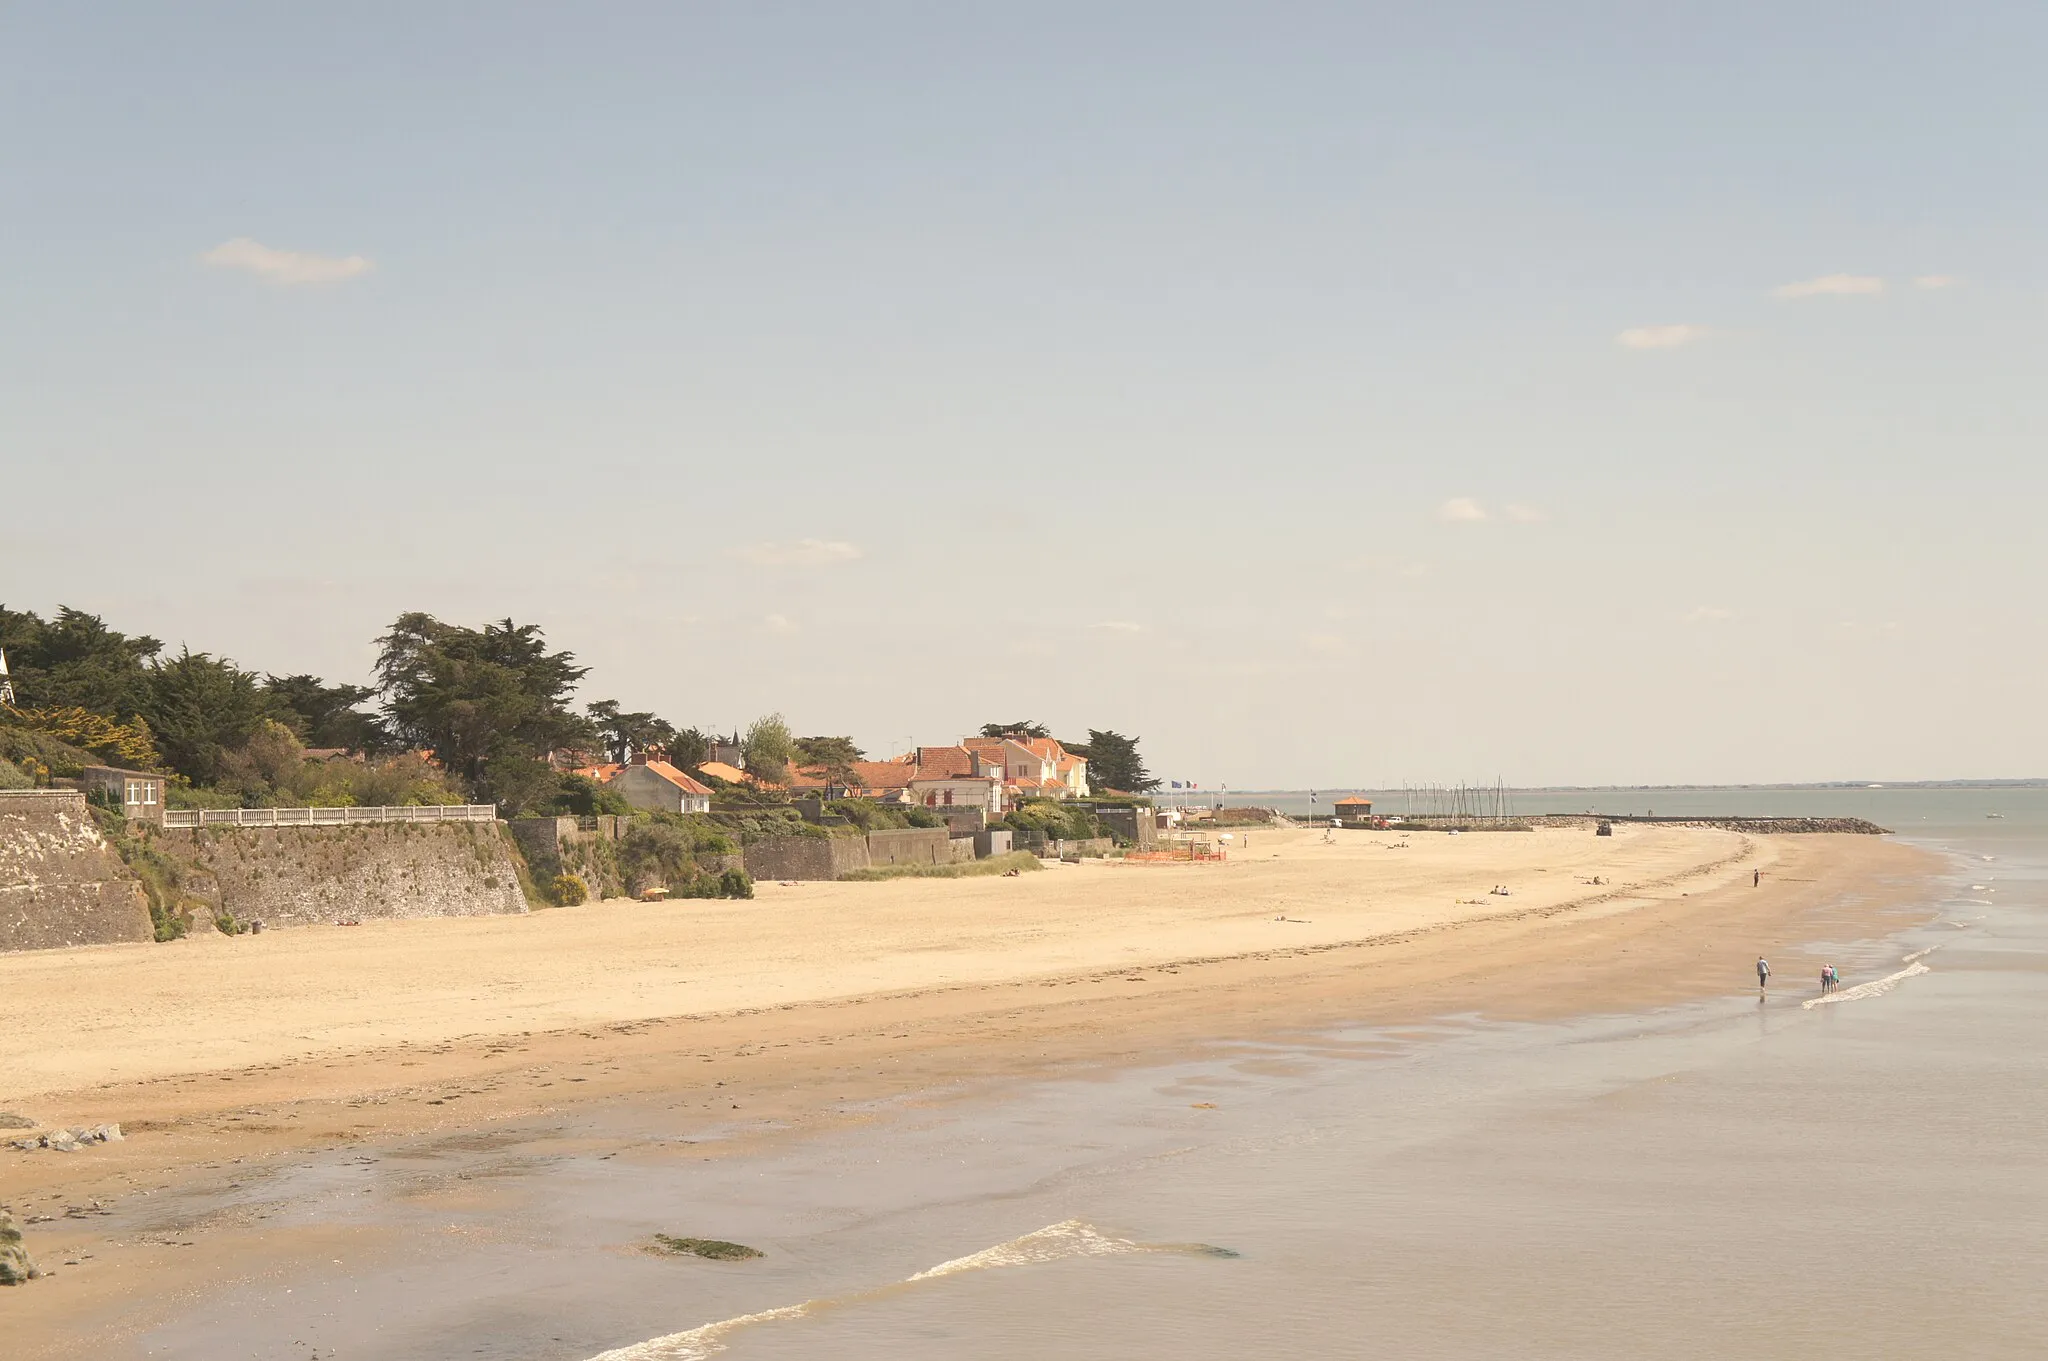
[152,820,528,930]
[0,790,153,952]
[743,835,871,881]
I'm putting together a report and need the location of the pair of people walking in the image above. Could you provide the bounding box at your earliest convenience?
[1756,956,1840,994]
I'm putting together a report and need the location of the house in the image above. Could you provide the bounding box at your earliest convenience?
[695,760,754,787]
[962,735,1090,800]
[1333,796,1375,828]
[608,758,714,814]
[81,765,166,825]
[899,745,1007,819]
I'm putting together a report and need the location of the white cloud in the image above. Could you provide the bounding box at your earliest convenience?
[1437,497,1488,523]
[1503,504,1547,523]
[1616,324,1706,350]
[1687,606,1735,623]
[1302,632,1351,656]
[736,538,864,567]
[1914,275,1960,290]
[202,237,374,284]
[760,613,797,635]
[1396,562,1429,578]
[1088,620,1145,633]
[1774,273,1884,298]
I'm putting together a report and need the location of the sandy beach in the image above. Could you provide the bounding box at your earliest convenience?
[1,823,1943,1355]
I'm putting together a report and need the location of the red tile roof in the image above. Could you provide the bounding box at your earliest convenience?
[641,762,714,796]
[696,760,754,786]
[846,761,916,790]
[913,745,976,778]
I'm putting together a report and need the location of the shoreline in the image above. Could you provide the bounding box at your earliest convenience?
[2,826,1948,1355]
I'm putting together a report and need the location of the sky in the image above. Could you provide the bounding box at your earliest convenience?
[5,2,2046,787]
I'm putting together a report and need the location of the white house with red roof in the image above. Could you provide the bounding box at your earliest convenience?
[961,735,1090,800]
[897,745,1009,816]
[605,756,715,814]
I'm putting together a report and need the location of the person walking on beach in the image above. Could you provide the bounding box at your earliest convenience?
[1756,956,1771,992]
[1753,868,1761,888]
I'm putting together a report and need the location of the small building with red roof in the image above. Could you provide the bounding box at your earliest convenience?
[609,757,715,814]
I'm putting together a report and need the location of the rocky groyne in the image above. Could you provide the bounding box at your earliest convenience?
[1528,815,1890,835]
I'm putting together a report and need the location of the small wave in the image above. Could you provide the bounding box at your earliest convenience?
[1900,945,1940,966]
[585,1220,1222,1360]
[910,1219,1143,1280]
[1802,962,1928,1010]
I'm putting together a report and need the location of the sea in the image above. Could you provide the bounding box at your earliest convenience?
[136,787,2048,1360]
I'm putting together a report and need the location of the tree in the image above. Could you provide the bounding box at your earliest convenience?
[978,720,1051,740]
[263,673,388,752]
[140,647,285,785]
[790,736,864,769]
[1076,729,1158,793]
[666,726,712,771]
[586,700,680,765]
[372,613,594,808]
[0,606,161,717]
[741,712,795,785]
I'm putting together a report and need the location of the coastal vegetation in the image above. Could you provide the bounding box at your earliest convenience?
[649,1235,763,1261]
[2,604,1159,908]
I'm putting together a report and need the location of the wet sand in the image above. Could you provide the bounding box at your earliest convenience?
[0,826,1941,1355]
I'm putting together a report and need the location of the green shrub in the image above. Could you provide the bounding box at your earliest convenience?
[551,873,589,906]
[1000,799,1101,842]
[0,756,30,790]
[717,867,754,899]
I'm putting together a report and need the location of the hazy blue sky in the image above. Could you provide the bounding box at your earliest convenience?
[6,3,2044,786]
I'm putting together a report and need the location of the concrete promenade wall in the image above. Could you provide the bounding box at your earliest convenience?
[154,820,528,930]
[0,790,154,952]
[743,827,955,879]
[865,828,953,867]
[743,835,870,881]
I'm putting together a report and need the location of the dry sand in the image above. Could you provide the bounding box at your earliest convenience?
[0,824,1944,1354]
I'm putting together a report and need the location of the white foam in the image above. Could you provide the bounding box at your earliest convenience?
[585,1220,1149,1360]
[1900,945,1940,966]
[585,1303,810,1361]
[1802,961,1928,1010]
[910,1218,1142,1279]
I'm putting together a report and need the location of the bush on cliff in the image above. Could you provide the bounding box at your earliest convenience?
[0,756,30,790]
[551,873,589,906]
[1000,800,1102,843]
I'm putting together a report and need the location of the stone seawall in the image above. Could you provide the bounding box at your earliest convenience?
[864,827,953,867]
[153,821,529,930]
[0,790,154,952]
[743,835,870,882]
[1526,815,1890,835]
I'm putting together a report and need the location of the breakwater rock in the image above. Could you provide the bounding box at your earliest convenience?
[1,1209,37,1285]
[1529,815,1890,835]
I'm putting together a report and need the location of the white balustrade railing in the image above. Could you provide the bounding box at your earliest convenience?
[161,804,495,829]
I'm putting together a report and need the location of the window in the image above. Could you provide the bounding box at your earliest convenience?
[144,782,157,805]
[943,789,954,806]
[125,781,140,805]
